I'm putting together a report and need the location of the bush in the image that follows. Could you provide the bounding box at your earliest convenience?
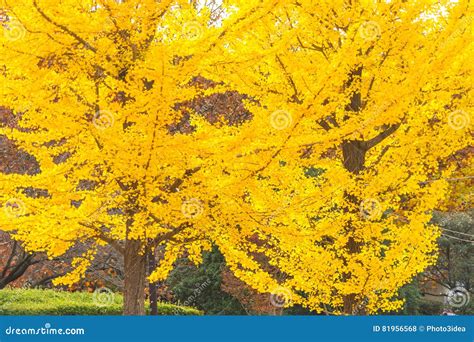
[167,247,246,314]
[0,288,201,315]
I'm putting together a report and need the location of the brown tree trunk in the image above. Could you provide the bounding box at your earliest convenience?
[147,247,158,315]
[342,140,367,174]
[341,140,367,314]
[123,239,146,315]
[338,66,399,314]
[340,66,366,315]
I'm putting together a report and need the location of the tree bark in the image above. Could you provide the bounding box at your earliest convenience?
[341,140,367,314]
[147,247,158,315]
[340,65,366,314]
[123,239,146,315]
[338,63,400,313]
[342,140,367,174]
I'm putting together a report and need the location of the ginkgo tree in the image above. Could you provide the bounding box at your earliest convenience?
[0,0,267,314]
[199,0,473,314]
[1,0,472,315]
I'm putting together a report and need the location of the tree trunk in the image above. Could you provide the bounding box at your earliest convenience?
[123,239,146,315]
[342,140,366,174]
[340,65,366,314]
[341,140,367,314]
[147,247,158,315]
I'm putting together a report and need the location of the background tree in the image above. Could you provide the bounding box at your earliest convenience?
[396,210,473,315]
[422,210,473,314]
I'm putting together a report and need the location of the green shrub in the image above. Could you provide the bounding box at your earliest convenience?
[167,247,246,314]
[0,288,201,315]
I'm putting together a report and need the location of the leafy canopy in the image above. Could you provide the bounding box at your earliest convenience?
[1,0,472,314]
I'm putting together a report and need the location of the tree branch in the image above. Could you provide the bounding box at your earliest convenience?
[365,123,400,150]
[33,0,97,53]
[276,55,301,103]
[78,222,125,254]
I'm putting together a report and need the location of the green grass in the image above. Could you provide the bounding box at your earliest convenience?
[0,288,202,315]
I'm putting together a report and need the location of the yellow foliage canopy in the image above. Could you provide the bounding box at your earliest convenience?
[0,0,472,314]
